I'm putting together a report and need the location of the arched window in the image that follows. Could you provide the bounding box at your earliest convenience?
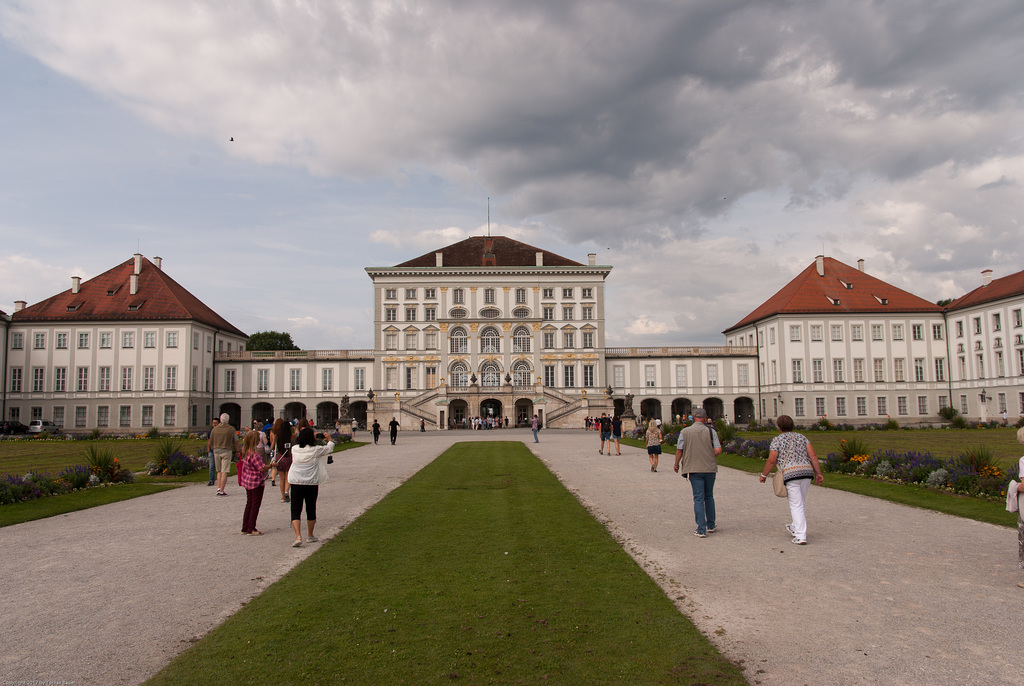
[480,361,501,387]
[450,362,469,388]
[513,361,532,387]
[450,327,468,354]
[480,326,501,354]
[512,326,531,353]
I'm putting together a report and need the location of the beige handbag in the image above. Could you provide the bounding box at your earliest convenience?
[772,470,787,497]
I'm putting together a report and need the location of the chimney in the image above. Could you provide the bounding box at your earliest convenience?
[435,252,443,267]
[482,238,496,267]
[857,259,865,272]
[588,253,596,266]
[536,252,544,267]
[133,253,142,274]
[72,276,81,294]
[14,300,26,312]
[815,255,825,277]
[154,256,163,270]
[130,274,139,295]
[982,269,993,287]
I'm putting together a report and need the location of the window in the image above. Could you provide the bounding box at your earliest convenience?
[933,324,944,340]
[54,367,66,392]
[977,354,985,378]
[873,358,885,382]
[166,366,177,391]
[770,328,776,345]
[425,332,438,350]
[484,288,495,304]
[424,306,436,321]
[542,287,554,299]
[451,362,468,388]
[792,359,803,383]
[513,361,531,386]
[99,332,112,349]
[892,324,904,340]
[11,332,23,349]
[516,288,527,304]
[424,288,436,299]
[289,369,301,391]
[193,332,200,349]
[9,368,22,392]
[812,359,823,383]
[856,397,867,416]
[543,306,554,321]
[894,358,905,382]
[918,396,928,415]
[32,367,44,392]
[562,287,573,298]
[912,324,924,341]
[322,368,334,392]
[973,317,982,334]
[405,288,416,299]
[76,367,88,392]
[706,364,718,387]
[790,325,802,342]
[994,313,1002,331]
[833,359,844,383]
[794,397,805,417]
[999,392,1007,413]
[836,397,846,416]
[960,394,969,414]
[33,333,45,349]
[878,396,888,416]
[354,368,365,391]
[142,405,154,427]
[481,327,501,353]
[164,405,176,427]
[75,406,87,427]
[385,307,397,322]
[871,324,884,341]
[385,288,397,299]
[810,325,822,341]
[205,368,210,392]
[544,365,556,387]
[122,332,134,348]
[645,365,656,388]
[831,325,843,341]
[97,406,109,427]
[385,333,397,350]
[99,367,111,392]
[851,325,863,341]
[582,305,594,320]
[143,366,155,391]
[405,332,417,350]
[55,333,68,349]
[207,336,212,353]
[481,362,500,387]
[853,358,865,382]
[914,358,926,382]
[583,364,595,387]
[120,367,133,391]
[119,406,132,427]
[425,366,437,388]
[225,369,236,393]
[582,331,594,348]
[562,306,574,320]
[1014,309,1023,328]
[406,366,416,390]
[509,327,531,353]
[450,328,468,354]
[897,396,908,415]
[996,350,1005,377]
[543,332,555,349]
[405,307,416,321]
[935,358,946,382]
[815,397,826,416]
[563,365,576,387]
[513,307,530,318]
[563,331,575,349]
[452,288,464,304]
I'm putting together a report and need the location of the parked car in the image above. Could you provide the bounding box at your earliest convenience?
[27,420,62,436]
[0,420,30,435]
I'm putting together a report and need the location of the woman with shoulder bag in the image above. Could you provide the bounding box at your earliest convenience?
[759,415,823,545]
[269,418,292,503]
[645,419,663,472]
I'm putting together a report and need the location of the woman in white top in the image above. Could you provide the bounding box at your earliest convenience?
[287,424,333,548]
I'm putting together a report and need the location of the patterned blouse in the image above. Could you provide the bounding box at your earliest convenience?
[645,425,663,448]
[769,432,815,482]
[238,450,267,490]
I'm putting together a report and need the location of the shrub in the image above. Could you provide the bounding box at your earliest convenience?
[874,460,894,479]
[714,421,738,441]
[164,452,200,476]
[146,427,161,439]
[154,437,184,463]
[83,446,121,482]
[59,465,93,490]
[950,416,968,429]
[88,428,103,440]
[838,437,872,461]
[956,444,1000,477]
[938,406,960,422]
[926,469,949,488]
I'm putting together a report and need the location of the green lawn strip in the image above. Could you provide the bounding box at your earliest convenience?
[716,453,1016,528]
[0,438,210,475]
[147,441,745,685]
[0,483,181,527]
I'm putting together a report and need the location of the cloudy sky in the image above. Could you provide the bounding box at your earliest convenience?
[2,0,1022,349]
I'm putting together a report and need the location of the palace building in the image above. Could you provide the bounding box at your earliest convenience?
[4,237,1023,433]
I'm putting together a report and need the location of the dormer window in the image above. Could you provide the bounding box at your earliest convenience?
[873,295,888,305]
[65,304,81,312]
[128,301,145,311]
[107,286,121,296]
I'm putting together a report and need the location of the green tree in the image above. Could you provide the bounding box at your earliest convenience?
[247,331,300,351]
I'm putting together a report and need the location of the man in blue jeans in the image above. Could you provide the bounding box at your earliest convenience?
[205,417,219,486]
[673,408,722,537]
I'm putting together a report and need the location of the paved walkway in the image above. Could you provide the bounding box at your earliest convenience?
[3,430,1022,684]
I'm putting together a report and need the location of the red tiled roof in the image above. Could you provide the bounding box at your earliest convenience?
[945,268,1024,311]
[393,236,583,268]
[724,257,942,332]
[11,256,246,337]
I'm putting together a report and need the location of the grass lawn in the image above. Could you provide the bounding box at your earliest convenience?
[0,483,181,527]
[0,437,210,476]
[147,442,745,685]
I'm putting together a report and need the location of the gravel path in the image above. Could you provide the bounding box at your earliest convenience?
[3,430,1022,685]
